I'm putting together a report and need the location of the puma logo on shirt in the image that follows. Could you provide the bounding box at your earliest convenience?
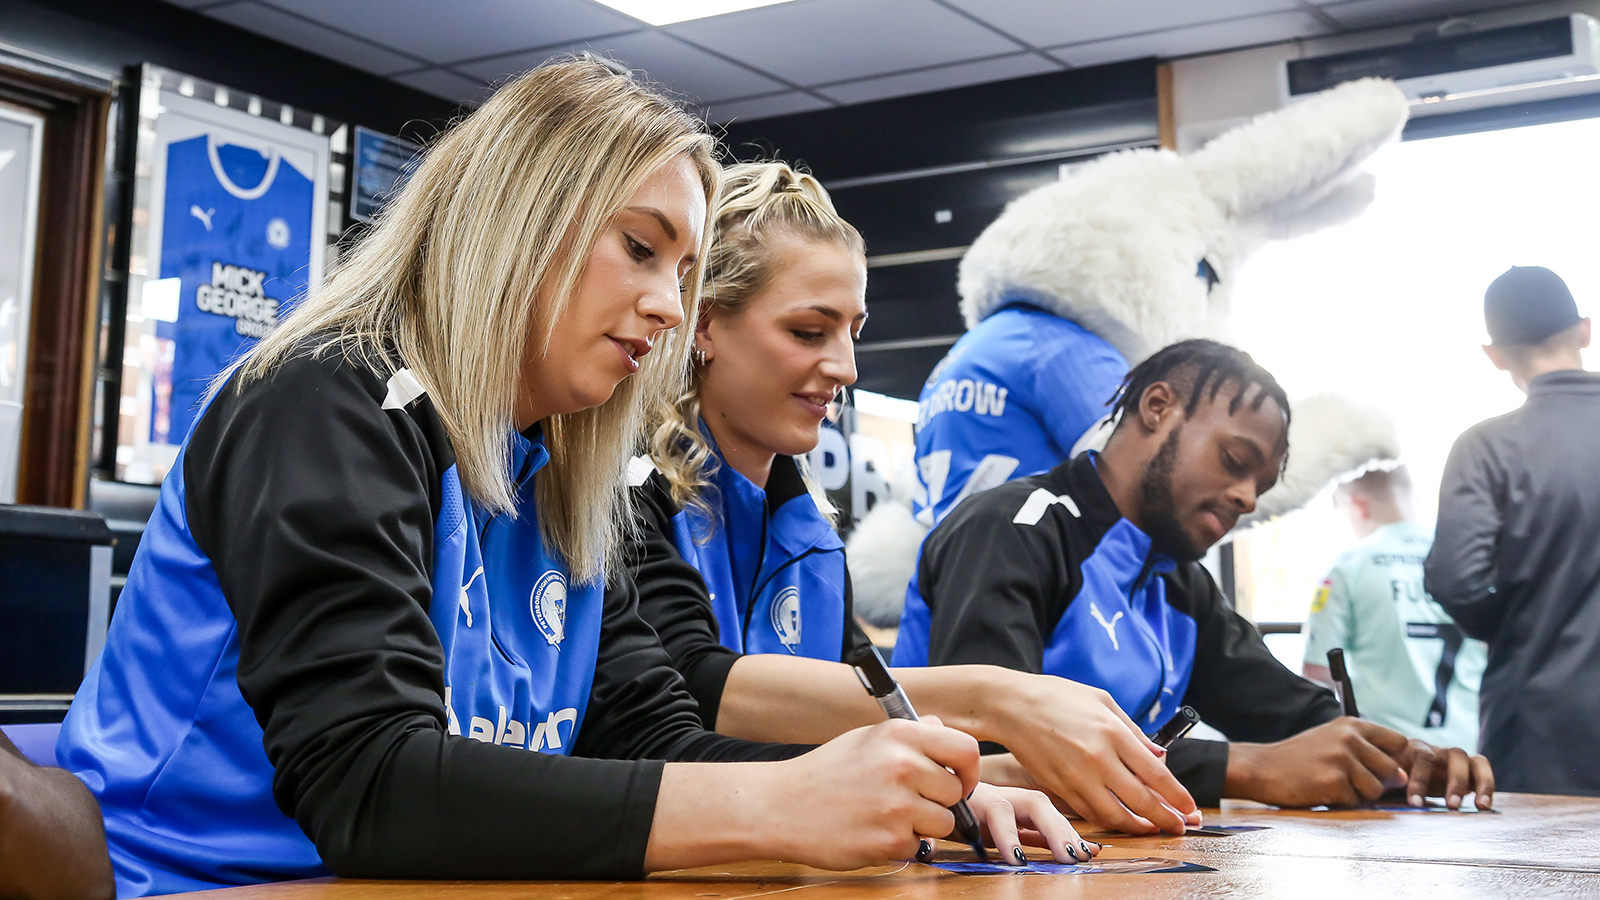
[1089,601,1124,651]
[460,566,483,627]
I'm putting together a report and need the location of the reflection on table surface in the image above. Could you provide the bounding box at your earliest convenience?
[169,793,1600,899]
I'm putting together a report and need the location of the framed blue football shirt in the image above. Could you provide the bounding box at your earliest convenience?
[154,134,314,444]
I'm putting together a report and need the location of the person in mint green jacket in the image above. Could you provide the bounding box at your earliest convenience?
[1303,466,1486,753]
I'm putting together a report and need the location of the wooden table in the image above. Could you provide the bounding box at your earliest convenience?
[173,794,1600,899]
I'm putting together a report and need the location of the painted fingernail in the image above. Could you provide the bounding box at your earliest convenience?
[1410,794,1423,807]
[917,839,933,862]
[1013,847,1027,865]
[1081,841,1094,858]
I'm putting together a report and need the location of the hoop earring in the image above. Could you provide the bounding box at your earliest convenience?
[693,347,708,367]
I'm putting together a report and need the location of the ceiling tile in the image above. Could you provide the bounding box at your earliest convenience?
[1315,0,1520,32]
[1048,9,1333,68]
[817,52,1060,105]
[392,68,495,105]
[456,30,786,104]
[706,90,832,125]
[942,0,1301,49]
[256,0,643,64]
[202,2,424,75]
[667,0,1022,86]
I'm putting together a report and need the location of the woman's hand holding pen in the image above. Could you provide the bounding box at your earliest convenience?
[767,718,981,870]
[963,782,1104,866]
[644,718,979,873]
[760,721,1105,870]
[970,669,1199,835]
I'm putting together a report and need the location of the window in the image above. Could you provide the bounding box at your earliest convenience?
[1226,114,1600,648]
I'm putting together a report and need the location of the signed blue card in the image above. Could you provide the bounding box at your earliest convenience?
[1183,824,1271,835]
[1366,801,1498,813]
[931,857,1215,876]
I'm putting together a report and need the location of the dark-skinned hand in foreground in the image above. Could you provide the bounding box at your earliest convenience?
[0,730,114,900]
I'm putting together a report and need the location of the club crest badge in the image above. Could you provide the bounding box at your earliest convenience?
[1311,578,1332,614]
[771,586,801,653]
[530,571,566,647]
[266,217,291,250]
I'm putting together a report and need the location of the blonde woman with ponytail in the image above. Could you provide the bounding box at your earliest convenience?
[56,61,1019,895]
[628,162,1205,848]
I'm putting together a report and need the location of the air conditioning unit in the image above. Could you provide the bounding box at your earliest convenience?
[1284,14,1600,115]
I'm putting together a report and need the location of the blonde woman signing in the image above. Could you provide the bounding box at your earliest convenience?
[628,163,1202,845]
[54,61,1043,897]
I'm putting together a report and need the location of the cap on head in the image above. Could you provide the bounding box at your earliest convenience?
[1484,266,1580,346]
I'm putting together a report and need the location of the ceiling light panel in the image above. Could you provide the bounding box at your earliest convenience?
[594,0,798,27]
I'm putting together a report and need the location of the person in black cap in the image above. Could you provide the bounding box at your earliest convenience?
[1426,265,1600,795]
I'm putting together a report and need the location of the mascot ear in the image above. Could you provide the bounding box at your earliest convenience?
[1236,394,1400,529]
[1188,78,1408,225]
[1262,171,1376,241]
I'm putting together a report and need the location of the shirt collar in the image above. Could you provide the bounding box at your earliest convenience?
[692,422,767,536]
[1528,369,1600,395]
[509,424,550,487]
[1057,451,1177,573]
[1372,520,1429,540]
[697,420,812,513]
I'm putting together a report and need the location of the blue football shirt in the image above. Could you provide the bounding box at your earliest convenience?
[155,135,313,444]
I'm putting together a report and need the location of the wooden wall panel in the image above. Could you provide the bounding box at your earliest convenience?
[0,63,109,507]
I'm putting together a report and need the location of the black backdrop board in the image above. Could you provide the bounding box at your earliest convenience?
[829,157,1073,258]
[720,59,1160,403]
[719,59,1159,183]
[0,506,112,705]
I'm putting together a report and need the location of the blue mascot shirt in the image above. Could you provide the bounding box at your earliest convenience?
[912,304,1128,525]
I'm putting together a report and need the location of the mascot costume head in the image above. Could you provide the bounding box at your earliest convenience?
[851,77,1409,628]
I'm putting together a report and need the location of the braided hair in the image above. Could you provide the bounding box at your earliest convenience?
[1107,339,1291,469]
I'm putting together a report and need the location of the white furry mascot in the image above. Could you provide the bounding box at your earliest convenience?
[849,77,1407,628]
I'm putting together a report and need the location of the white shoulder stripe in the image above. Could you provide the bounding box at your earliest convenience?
[1012,487,1081,526]
[625,454,658,487]
[381,368,427,410]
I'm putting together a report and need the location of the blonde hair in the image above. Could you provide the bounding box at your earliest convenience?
[648,161,864,521]
[222,58,719,583]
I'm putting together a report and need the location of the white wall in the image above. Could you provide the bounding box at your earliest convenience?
[1171,1,1600,152]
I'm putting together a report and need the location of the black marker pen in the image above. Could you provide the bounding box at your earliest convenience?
[1327,648,1360,718]
[1152,705,1201,749]
[845,646,989,863]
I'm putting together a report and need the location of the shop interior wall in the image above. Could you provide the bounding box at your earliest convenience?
[720,59,1160,401]
[0,0,461,140]
[0,0,461,514]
